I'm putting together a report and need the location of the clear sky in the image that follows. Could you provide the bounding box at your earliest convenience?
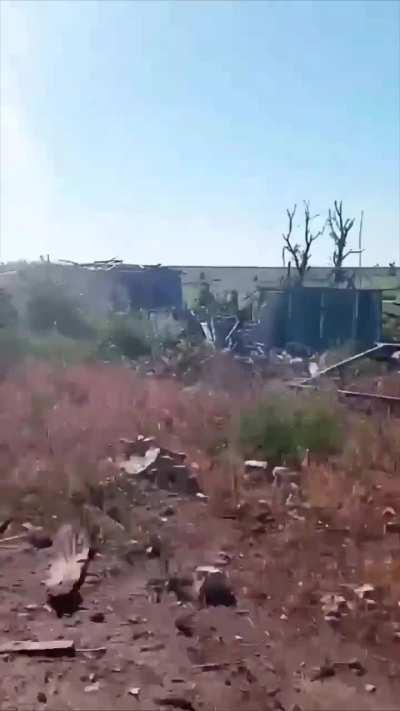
[1,0,399,266]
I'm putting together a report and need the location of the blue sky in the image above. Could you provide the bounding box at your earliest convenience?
[1,0,399,265]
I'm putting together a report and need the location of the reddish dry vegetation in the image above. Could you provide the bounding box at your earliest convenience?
[1,362,400,711]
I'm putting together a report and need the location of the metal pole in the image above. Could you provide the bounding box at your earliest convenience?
[358,210,364,288]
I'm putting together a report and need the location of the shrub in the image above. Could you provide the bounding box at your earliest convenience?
[26,280,93,339]
[97,314,153,360]
[27,332,97,365]
[239,392,344,465]
[0,328,26,375]
[0,289,18,328]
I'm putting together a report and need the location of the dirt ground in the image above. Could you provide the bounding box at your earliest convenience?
[1,466,400,711]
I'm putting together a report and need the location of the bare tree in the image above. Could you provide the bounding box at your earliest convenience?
[328,201,359,283]
[282,202,325,285]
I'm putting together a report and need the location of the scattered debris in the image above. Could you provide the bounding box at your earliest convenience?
[84,682,100,693]
[0,518,12,535]
[154,696,195,711]
[311,660,336,681]
[90,611,105,623]
[365,683,376,693]
[0,640,75,657]
[196,493,208,501]
[385,520,400,534]
[348,659,366,676]
[27,527,53,550]
[167,575,194,603]
[321,593,348,620]
[245,460,268,473]
[128,687,141,698]
[194,662,230,672]
[175,613,195,638]
[46,525,91,616]
[354,583,376,601]
[272,467,301,487]
[117,437,201,495]
[140,642,165,652]
[195,566,236,607]
[119,446,161,476]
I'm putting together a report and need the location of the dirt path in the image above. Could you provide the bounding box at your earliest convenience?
[1,482,400,711]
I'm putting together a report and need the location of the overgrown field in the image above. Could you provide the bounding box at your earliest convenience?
[1,361,400,710]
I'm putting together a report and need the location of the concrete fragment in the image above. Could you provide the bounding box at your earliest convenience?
[84,682,100,693]
[365,683,376,693]
[354,583,375,600]
[119,447,160,476]
[245,460,268,471]
[128,688,140,697]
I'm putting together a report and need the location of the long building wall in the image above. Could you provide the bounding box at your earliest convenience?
[170,265,400,307]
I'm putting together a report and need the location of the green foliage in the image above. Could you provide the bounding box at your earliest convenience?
[0,328,25,374]
[0,329,97,371]
[26,280,93,339]
[27,333,98,364]
[97,314,153,360]
[239,392,343,465]
[0,289,18,328]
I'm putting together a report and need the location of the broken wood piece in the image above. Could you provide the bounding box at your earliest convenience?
[0,518,12,535]
[193,662,232,671]
[46,524,91,616]
[0,534,27,544]
[76,646,107,658]
[0,640,75,657]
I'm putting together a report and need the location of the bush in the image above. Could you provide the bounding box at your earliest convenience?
[26,281,93,339]
[0,289,18,328]
[27,333,97,365]
[97,314,153,360]
[239,392,344,465]
[0,328,26,375]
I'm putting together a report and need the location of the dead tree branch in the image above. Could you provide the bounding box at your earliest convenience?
[282,202,325,285]
[328,200,360,283]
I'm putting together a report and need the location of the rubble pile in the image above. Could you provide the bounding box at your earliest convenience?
[117,436,201,495]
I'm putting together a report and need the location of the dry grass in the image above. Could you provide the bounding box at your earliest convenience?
[0,362,244,516]
[1,362,400,580]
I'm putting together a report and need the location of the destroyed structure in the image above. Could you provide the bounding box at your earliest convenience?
[0,259,386,356]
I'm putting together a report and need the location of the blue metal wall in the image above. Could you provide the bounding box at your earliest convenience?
[259,287,381,351]
[117,268,183,311]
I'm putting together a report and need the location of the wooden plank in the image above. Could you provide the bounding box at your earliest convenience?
[0,640,75,657]
[338,389,400,403]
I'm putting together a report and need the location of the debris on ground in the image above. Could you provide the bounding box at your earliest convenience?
[1,360,400,711]
[117,437,201,495]
[0,640,76,657]
[195,566,236,607]
[45,525,91,616]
